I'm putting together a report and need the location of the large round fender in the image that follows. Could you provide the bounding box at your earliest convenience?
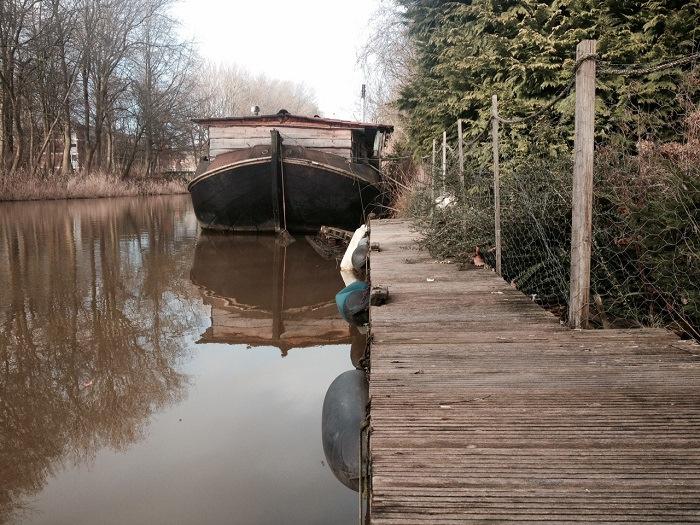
[321,369,369,491]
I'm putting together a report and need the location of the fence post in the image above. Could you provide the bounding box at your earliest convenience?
[491,95,502,277]
[457,119,464,192]
[568,39,597,329]
[441,131,447,193]
[431,138,437,212]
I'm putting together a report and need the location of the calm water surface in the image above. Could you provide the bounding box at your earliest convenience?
[0,195,358,524]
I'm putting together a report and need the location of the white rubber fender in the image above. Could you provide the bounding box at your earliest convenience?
[340,225,367,286]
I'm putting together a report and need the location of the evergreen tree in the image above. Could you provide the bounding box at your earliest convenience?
[396,0,700,153]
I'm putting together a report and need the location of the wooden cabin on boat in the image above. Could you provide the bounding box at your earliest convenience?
[195,110,391,165]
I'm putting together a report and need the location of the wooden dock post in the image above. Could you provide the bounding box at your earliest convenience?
[441,131,447,193]
[431,139,437,212]
[457,120,465,192]
[491,95,502,277]
[569,39,597,329]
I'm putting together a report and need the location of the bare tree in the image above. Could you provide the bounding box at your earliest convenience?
[0,0,44,173]
[197,62,319,118]
[0,0,320,184]
[125,4,198,177]
[357,0,413,126]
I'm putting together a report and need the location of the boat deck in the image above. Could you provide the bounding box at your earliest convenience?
[368,219,700,524]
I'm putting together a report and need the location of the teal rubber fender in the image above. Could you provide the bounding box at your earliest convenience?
[335,281,369,325]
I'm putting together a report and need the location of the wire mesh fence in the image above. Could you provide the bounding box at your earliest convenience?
[401,50,699,340]
[413,124,574,314]
[589,87,700,338]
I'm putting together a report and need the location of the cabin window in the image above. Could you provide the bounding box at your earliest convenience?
[352,130,366,160]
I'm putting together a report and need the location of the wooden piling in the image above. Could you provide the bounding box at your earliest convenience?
[491,95,502,277]
[431,139,437,212]
[457,119,464,192]
[569,39,597,329]
[441,131,447,193]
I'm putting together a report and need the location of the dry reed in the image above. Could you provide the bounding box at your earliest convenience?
[0,171,188,202]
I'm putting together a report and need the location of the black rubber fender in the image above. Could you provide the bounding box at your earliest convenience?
[350,328,368,369]
[321,369,369,491]
[351,236,370,271]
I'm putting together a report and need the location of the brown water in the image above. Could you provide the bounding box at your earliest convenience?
[0,195,358,525]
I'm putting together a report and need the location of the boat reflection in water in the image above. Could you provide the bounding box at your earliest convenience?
[190,233,365,356]
[190,233,369,495]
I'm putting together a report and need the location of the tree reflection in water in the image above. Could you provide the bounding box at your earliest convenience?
[0,196,204,523]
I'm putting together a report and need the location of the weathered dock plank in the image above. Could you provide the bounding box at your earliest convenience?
[368,219,700,524]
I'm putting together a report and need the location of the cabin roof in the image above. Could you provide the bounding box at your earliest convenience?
[193,112,393,133]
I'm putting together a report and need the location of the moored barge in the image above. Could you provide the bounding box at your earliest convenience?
[188,111,393,233]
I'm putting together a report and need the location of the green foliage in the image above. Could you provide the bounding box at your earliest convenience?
[393,1,700,337]
[396,0,700,153]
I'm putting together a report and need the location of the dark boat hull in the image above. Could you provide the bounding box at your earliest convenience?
[188,145,386,233]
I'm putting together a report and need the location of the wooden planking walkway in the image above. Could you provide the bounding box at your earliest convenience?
[368,219,700,524]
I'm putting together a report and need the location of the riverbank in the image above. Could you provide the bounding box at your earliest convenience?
[0,171,188,202]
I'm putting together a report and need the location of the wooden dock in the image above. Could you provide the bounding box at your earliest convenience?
[367,219,700,524]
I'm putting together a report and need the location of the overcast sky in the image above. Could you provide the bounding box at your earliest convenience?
[173,0,379,119]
